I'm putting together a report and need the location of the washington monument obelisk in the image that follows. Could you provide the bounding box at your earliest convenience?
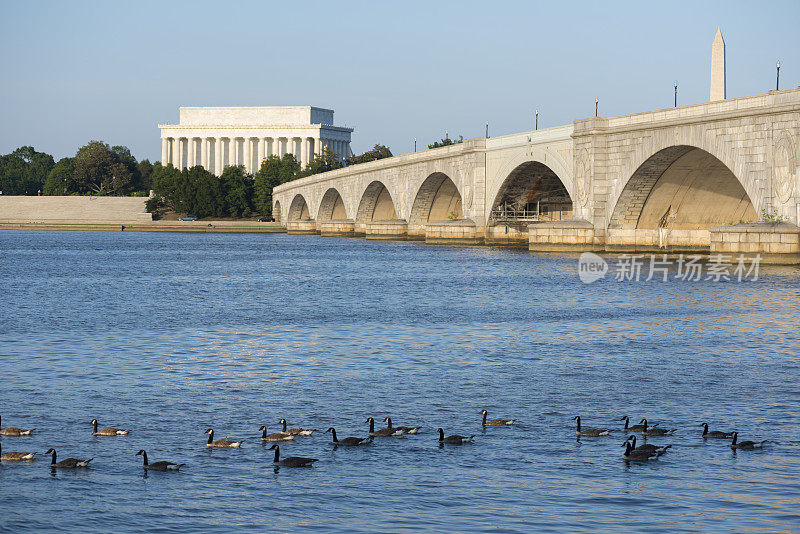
[710,27,726,101]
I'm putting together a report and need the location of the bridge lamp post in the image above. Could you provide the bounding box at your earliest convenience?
[595,98,598,117]
[414,137,417,152]
[776,60,780,91]
[486,121,489,138]
[535,109,539,130]
[674,81,678,108]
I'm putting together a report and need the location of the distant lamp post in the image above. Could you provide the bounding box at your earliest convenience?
[595,98,598,117]
[485,121,489,138]
[414,137,417,152]
[674,81,678,107]
[445,129,449,140]
[776,59,781,91]
[535,109,539,130]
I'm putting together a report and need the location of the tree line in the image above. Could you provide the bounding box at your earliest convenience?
[1,141,393,219]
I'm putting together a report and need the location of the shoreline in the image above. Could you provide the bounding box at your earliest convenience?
[0,221,286,233]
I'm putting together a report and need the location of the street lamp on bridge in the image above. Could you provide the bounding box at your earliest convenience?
[535,109,539,130]
[777,59,781,91]
[595,98,598,117]
[674,81,678,107]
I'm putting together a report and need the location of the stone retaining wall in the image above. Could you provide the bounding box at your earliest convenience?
[605,228,710,252]
[319,219,355,236]
[528,220,596,251]
[710,223,800,263]
[0,196,152,223]
[365,220,408,240]
[286,219,318,234]
[425,219,480,245]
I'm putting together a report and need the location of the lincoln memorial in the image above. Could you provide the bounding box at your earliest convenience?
[158,106,354,175]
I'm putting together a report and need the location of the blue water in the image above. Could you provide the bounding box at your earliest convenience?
[1,230,799,533]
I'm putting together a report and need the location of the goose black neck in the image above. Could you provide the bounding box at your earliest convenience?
[624,442,632,455]
[273,446,280,463]
[641,420,648,431]
[629,435,637,448]
[575,417,581,432]
[50,450,57,465]
[623,417,629,430]
[141,451,149,466]
[368,419,374,433]
[482,413,487,425]
[93,420,98,433]
[261,427,267,439]
[330,428,338,442]
[702,423,708,434]
[386,418,392,429]
[438,428,444,441]
[731,433,738,445]
[207,431,213,444]
[281,420,287,433]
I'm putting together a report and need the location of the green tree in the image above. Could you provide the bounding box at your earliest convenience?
[278,153,302,184]
[219,165,253,217]
[0,146,55,195]
[348,144,392,165]
[428,135,463,149]
[186,165,225,218]
[43,157,76,195]
[72,140,140,195]
[301,147,342,177]
[253,155,282,215]
[137,159,154,192]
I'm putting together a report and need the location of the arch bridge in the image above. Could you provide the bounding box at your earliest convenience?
[273,89,800,260]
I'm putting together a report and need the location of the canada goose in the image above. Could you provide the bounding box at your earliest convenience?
[701,423,734,439]
[620,416,652,432]
[259,425,294,442]
[325,427,372,446]
[480,410,514,426]
[622,440,668,461]
[90,419,129,436]
[730,432,766,450]
[205,428,245,447]
[366,417,401,437]
[0,442,36,461]
[437,428,474,444]
[626,435,671,455]
[639,419,676,436]
[136,450,184,471]
[0,416,34,436]
[573,416,610,437]
[268,444,318,467]
[278,419,315,436]
[383,417,421,435]
[45,448,92,468]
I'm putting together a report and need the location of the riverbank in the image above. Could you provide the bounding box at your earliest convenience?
[0,220,285,233]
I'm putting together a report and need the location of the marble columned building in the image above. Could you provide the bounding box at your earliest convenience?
[158,106,353,175]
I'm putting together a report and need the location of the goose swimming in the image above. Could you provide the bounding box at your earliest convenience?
[325,427,372,446]
[268,444,318,467]
[626,435,671,455]
[278,419,315,436]
[480,410,514,426]
[205,428,245,448]
[0,442,36,461]
[0,416,34,436]
[259,425,294,442]
[639,419,676,436]
[90,419,129,436]
[701,423,734,439]
[620,416,651,432]
[622,440,668,461]
[730,432,766,450]
[366,417,401,437]
[437,428,474,445]
[573,416,610,437]
[45,448,92,468]
[383,417,421,435]
[136,450,184,471]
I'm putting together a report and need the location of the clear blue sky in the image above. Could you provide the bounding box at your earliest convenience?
[1,0,798,162]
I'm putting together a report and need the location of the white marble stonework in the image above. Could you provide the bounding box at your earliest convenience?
[158,106,354,174]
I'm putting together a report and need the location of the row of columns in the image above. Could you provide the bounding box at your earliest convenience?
[161,136,351,175]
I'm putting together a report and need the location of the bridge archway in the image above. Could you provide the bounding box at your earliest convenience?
[288,194,310,221]
[489,161,572,223]
[409,172,462,230]
[317,188,348,221]
[356,181,397,223]
[609,146,757,229]
[273,200,282,223]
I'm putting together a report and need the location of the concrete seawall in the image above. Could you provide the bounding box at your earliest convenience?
[0,196,152,223]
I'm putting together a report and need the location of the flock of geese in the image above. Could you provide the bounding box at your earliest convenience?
[0,411,768,470]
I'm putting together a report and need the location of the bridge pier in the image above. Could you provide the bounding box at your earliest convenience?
[425,219,481,245]
[365,220,408,240]
[710,223,800,264]
[286,219,318,235]
[319,219,355,237]
[528,220,597,252]
[484,224,529,247]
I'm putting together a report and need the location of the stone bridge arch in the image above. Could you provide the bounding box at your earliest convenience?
[288,193,311,221]
[609,144,758,230]
[408,172,463,235]
[356,180,398,225]
[317,187,348,221]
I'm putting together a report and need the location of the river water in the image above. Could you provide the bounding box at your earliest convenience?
[1,230,799,533]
